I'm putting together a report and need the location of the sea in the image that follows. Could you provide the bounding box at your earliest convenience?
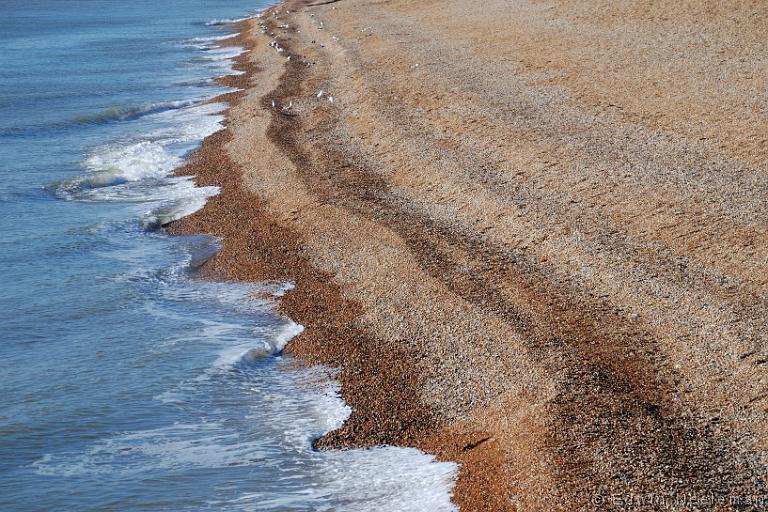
[0,1,457,510]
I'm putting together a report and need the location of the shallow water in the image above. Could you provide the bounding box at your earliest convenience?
[0,1,457,510]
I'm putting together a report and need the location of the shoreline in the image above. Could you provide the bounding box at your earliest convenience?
[168,13,501,510]
[171,1,768,510]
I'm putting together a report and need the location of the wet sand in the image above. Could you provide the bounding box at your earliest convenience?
[171,1,768,510]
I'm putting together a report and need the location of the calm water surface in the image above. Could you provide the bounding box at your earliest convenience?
[0,1,457,510]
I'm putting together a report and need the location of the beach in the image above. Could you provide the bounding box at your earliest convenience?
[171,1,768,509]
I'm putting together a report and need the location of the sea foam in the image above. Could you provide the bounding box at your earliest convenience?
[203,16,251,26]
[55,101,227,226]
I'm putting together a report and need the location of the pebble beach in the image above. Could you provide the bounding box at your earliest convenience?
[171,1,768,509]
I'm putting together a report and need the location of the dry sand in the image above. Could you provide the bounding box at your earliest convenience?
[171,1,768,509]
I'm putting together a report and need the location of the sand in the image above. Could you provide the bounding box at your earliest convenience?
[170,1,768,509]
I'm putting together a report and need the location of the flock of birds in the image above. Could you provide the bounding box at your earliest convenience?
[257,10,336,117]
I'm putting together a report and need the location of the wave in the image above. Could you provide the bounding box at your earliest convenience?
[202,16,251,27]
[217,321,305,368]
[52,141,184,197]
[52,102,226,203]
[194,46,245,62]
[0,99,206,137]
[70,99,201,126]
[177,34,239,52]
[141,183,220,229]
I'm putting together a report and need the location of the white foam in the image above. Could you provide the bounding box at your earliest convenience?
[144,102,227,143]
[204,16,251,26]
[269,365,351,449]
[235,365,458,511]
[56,102,226,205]
[316,448,458,512]
[273,321,304,352]
[72,98,202,125]
[213,320,304,368]
[84,140,183,182]
[142,187,219,228]
[149,277,270,313]
[179,33,239,50]
[197,46,246,62]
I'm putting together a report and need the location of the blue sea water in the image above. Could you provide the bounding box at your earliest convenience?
[0,1,457,510]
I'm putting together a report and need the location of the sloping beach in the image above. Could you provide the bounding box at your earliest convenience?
[172,1,768,509]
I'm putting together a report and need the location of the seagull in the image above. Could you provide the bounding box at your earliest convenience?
[316,90,324,98]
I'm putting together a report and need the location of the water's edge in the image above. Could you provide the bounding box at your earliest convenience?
[160,12,461,512]
[0,2,458,508]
